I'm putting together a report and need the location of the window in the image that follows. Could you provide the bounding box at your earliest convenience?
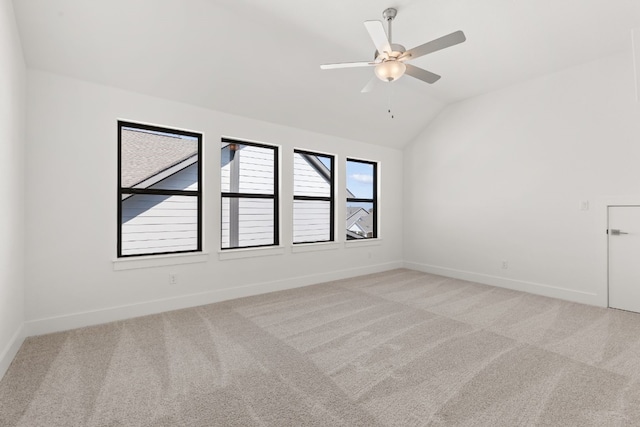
[118,121,202,257]
[221,139,279,249]
[346,159,377,239]
[293,150,334,243]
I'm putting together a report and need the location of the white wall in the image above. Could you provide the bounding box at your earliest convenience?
[0,0,26,377]
[404,52,640,306]
[24,70,404,334]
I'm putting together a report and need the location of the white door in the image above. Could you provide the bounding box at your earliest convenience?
[609,206,640,312]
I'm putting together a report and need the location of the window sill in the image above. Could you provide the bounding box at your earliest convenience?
[344,238,382,248]
[218,246,285,260]
[113,252,209,271]
[291,242,341,253]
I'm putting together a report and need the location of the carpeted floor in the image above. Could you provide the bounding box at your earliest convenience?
[2,269,640,426]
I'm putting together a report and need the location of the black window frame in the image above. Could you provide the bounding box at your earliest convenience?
[221,137,279,250]
[293,149,335,244]
[117,120,203,258]
[346,158,378,239]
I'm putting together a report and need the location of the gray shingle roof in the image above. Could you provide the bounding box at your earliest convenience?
[354,213,373,234]
[346,206,371,231]
[121,128,197,188]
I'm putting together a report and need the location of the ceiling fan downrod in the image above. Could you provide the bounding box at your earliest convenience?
[382,8,397,43]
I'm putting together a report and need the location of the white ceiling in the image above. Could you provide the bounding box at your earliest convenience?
[13,0,640,148]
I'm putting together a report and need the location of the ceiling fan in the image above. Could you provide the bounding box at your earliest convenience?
[320,8,466,92]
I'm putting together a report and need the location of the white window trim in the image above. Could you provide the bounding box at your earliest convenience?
[345,238,382,248]
[291,242,341,253]
[113,252,209,271]
[218,246,286,260]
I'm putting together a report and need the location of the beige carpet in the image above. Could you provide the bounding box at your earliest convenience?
[2,269,640,426]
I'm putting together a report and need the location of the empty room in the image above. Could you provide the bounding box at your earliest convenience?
[2,0,640,425]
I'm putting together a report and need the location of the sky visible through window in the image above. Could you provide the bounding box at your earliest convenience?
[318,156,331,169]
[346,161,374,212]
[347,161,374,199]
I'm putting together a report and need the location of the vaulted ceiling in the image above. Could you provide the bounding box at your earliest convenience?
[13,0,640,148]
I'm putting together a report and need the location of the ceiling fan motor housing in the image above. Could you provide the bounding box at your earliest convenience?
[374,43,406,61]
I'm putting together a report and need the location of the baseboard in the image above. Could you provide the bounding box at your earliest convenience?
[25,261,404,337]
[0,324,25,381]
[404,261,603,307]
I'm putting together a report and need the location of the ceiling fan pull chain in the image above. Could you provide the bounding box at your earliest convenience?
[388,84,395,119]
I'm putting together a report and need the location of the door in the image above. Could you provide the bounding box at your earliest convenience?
[609,206,640,312]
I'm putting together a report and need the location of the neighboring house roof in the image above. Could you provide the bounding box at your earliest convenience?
[346,206,374,238]
[121,127,198,188]
[353,213,374,235]
[346,230,362,240]
[346,207,369,229]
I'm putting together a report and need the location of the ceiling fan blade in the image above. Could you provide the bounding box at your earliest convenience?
[320,61,375,70]
[405,64,441,84]
[401,30,466,61]
[361,76,377,93]
[364,20,392,55]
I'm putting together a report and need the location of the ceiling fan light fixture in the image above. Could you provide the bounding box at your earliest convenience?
[375,60,406,82]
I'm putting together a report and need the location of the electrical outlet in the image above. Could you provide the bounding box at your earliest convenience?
[368,251,373,259]
[501,261,508,270]
[169,273,178,285]
[580,200,589,211]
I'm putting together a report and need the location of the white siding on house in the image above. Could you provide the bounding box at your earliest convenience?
[221,145,274,194]
[221,198,274,248]
[293,153,332,243]
[221,144,277,248]
[293,200,330,242]
[293,153,329,197]
[121,164,198,255]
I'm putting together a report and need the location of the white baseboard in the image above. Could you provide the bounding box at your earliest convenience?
[404,261,604,307]
[25,261,404,337]
[0,324,25,381]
